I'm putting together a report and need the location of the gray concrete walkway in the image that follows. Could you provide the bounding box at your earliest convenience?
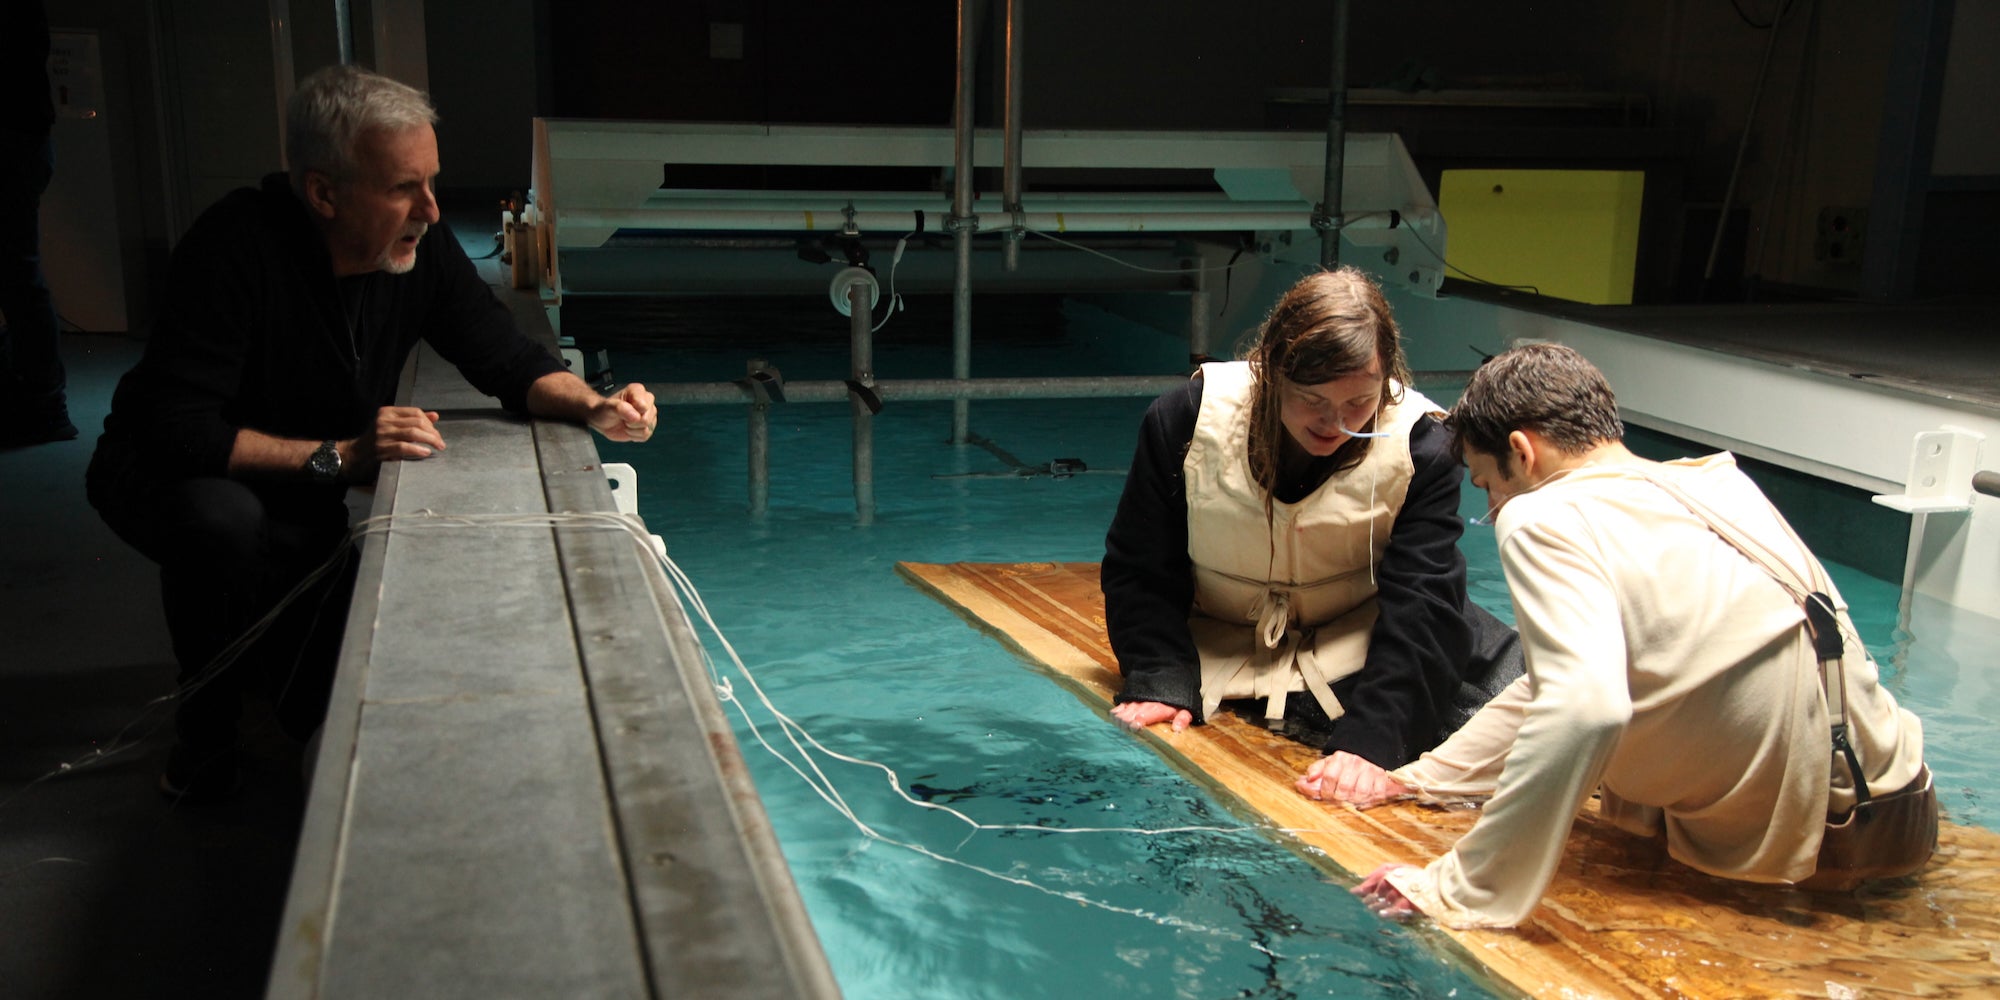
[267,322,835,998]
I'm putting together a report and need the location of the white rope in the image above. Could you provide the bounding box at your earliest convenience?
[11,508,1388,937]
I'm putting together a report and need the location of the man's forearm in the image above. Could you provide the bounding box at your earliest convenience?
[524,370,603,424]
[228,427,341,479]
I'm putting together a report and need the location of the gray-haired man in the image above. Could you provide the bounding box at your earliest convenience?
[87,65,657,800]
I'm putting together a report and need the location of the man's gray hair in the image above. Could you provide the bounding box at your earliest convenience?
[285,65,438,194]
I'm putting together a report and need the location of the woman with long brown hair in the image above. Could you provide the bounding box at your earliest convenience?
[1101,267,1519,801]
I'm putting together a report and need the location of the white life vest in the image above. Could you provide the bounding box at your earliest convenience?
[1182,360,1442,723]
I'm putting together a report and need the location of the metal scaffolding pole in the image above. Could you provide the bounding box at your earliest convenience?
[848,280,876,525]
[1002,0,1025,273]
[656,375,1188,407]
[566,206,1326,233]
[949,0,979,444]
[746,358,773,518]
[702,369,1184,514]
[1315,0,1351,268]
[1189,252,1211,362]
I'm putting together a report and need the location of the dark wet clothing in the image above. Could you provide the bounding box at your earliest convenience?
[1102,376,1521,767]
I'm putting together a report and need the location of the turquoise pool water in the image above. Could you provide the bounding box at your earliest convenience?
[587,294,1997,999]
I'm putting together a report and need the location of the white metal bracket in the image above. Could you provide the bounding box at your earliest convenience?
[1871,425,1984,514]
[603,462,639,516]
[602,462,667,559]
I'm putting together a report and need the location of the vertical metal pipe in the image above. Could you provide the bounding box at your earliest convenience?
[849,282,876,525]
[1002,0,1025,273]
[747,358,770,518]
[335,0,353,63]
[951,234,973,445]
[951,3,978,233]
[1188,253,1211,363]
[949,0,978,444]
[1316,0,1350,268]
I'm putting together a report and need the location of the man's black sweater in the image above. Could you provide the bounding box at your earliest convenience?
[95,174,565,484]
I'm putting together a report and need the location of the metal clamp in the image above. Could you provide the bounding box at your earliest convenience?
[1872,425,1985,514]
[844,380,884,415]
[598,463,665,557]
[944,213,981,233]
[736,366,786,405]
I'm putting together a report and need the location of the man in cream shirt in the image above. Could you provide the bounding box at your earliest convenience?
[1321,342,1932,929]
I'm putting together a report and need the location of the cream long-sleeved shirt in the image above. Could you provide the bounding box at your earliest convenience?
[1384,454,1925,929]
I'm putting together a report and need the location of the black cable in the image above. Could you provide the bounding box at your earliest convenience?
[1400,224,1542,297]
[1748,0,1821,282]
[1219,243,1246,318]
[1731,0,1797,30]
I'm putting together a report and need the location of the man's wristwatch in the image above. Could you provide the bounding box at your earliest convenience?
[305,439,343,484]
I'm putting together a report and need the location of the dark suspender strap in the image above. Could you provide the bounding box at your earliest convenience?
[1641,472,1874,805]
[1830,724,1872,807]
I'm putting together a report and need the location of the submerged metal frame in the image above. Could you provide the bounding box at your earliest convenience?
[529,120,1445,520]
[949,0,979,445]
[529,125,1442,281]
[521,6,1431,523]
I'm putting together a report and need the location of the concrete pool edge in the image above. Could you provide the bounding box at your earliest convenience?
[265,281,840,998]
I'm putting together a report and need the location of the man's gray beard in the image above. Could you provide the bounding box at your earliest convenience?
[376,227,427,274]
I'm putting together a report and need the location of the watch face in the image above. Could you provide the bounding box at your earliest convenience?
[309,442,340,481]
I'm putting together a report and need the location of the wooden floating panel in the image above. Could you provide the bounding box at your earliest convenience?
[896,560,2000,1000]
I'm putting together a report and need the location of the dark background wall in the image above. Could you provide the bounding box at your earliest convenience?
[40,0,2000,329]
[453,0,1999,304]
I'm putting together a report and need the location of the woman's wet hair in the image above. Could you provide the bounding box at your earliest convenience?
[1241,267,1411,492]
[1447,342,1624,472]
[286,65,439,196]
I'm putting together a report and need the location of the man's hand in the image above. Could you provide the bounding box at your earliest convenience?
[347,405,446,477]
[1296,750,1410,807]
[526,371,657,442]
[1110,701,1192,732]
[587,383,658,443]
[1352,863,1417,921]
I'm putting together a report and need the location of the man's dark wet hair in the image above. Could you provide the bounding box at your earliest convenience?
[1447,342,1624,474]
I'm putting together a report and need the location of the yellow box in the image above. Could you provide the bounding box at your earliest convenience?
[1437,169,1644,305]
